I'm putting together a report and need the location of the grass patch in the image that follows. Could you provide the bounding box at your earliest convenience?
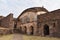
[23,35,60,40]
[0,34,13,40]
[0,34,60,40]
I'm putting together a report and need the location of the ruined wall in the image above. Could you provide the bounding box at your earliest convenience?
[0,13,14,29]
[0,28,13,35]
[55,20,60,37]
[17,11,38,35]
[37,10,60,22]
[0,16,4,26]
[0,16,4,20]
[17,22,38,35]
[18,12,37,23]
[37,10,60,37]
[37,20,57,36]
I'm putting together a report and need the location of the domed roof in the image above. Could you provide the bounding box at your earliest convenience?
[21,7,48,13]
[18,7,48,18]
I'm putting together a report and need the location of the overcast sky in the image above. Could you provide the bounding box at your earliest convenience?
[0,0,60,18]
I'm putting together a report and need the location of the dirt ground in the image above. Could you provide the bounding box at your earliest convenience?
[11,34,23,40]
[0,33,60,40]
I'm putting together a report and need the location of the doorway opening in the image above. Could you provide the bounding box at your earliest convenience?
[24,26,27,34]
[14,24,17,29]
[20,27,22,33]
[14,24,17,33]
[44,24,49,36]
[30,26,34,35]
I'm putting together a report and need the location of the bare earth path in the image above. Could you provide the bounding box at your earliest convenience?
[11,33,23,40]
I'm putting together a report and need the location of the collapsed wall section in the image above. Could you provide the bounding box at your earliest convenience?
[0,13,14,29]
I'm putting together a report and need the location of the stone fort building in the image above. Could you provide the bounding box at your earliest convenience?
[0,7,60,37]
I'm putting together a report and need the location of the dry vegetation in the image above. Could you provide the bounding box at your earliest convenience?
[0,34,60,40]
[23,35,60,40]
[0,34,13,40]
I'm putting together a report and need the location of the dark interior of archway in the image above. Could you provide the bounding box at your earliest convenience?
[44,24,49,36]
[30,26,34,35]
[14,24,17,28]
[14,24,17,33]
[24,26,27,33]
[20,27,22,33]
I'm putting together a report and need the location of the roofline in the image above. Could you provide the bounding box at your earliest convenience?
[17,7,48,19]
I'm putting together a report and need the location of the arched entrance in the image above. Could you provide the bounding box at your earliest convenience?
[20,27,22,33]
[14,24,17,33]
[44,24,49,36]
[30,26,34,35]
[24,26,27,34]
[14,24,17,29]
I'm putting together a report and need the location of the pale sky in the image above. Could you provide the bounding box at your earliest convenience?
[0,0,60,18]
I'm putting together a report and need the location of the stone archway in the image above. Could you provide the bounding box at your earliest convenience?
[14,24,17,29]
[44,24,49,36]
[14,24,17,33]
[20,27,22,33]
[30,26,34,35]
[24,26,27,34]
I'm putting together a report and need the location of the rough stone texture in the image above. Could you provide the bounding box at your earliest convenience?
[0,13,14,28]
[0,16,4,20]
[37,9,60,22]
[17,7,48,35]
[0,13,14,34]
[0,28,12,35]
[17,7,60,37]
[17,12,38,35]
[37,9,60,37]
[0,7,60,37]
[0,16,4,26]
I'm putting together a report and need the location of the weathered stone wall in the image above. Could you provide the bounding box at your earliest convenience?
[17,21,21,29]
[0,13,14,29]
[38,20,57,36]
[17,7,48,35]
[55,19,60,37]
[0,16,4,26]
[18,12,37,23]
[0,16,4,20]
[37,10,60,22]
[17,11,38,35]
[0,13,14,34]
[17,21,38,35]
[37,9,60,37]
[0,28,13,35]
